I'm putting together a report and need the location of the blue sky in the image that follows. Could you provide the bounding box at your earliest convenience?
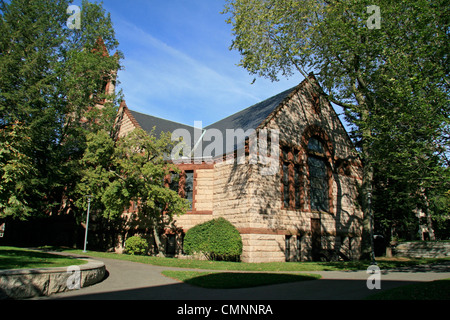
[89,0,306,127]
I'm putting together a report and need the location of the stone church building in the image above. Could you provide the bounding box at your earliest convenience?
[115,75,363,263]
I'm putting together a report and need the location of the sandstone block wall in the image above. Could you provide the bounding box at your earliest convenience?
[231,79,363,263]
[394,241,450,258]
[116,107,138,138]
[173,167,215,231]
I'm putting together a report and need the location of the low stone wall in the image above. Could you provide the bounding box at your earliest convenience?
[0,258,105,300]
[394,241,450,259]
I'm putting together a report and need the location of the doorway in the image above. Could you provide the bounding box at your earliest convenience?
[311,218,321,261]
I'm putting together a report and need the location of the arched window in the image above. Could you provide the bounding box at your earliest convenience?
[307,137,329,212]
[281,145,302,209]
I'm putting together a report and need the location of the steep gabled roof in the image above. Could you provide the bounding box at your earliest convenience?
[201,84,301,157]
[126,109,199,150]
[129,110,193,138]
[204,85,299,134]
[121,78,308,158]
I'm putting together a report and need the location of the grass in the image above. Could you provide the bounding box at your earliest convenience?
[366,278,450,300]
[161,270,321,289]
[59,248,449,272]
[0,246,87,270]
[3,246,448,296]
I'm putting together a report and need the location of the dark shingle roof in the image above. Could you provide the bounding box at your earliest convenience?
[205,85,298,133]
[203,85,298,156]
[127,83,300,158]
[129,110,199,149]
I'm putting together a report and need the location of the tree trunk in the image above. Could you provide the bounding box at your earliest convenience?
[354,86,375,261]
[361,161,375,260]
[424,192,436,241]
[152,226,164,257]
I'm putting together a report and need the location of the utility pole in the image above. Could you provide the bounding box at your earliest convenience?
[368,191,377,265]
[83,195,92,253]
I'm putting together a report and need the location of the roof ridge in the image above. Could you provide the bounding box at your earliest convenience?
[257,76,311,130]
[129,109,195,129]
[122,77,311,135]
[205,85,299,130]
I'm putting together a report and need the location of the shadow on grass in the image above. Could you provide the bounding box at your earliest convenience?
[49,247,450,273]
[0,247,84,270]
[162,271,321,289]
[366,278,450,300]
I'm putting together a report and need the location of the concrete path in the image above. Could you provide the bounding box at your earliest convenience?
[31,253,450,301]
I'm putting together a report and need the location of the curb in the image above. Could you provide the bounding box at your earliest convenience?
[0,258,106,300]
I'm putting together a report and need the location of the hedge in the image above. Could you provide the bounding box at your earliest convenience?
[124,235,148,255]
[183,217,242,261]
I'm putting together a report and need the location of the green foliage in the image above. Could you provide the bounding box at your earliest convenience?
[0,124,36,219]
[77,128,190,220]
[76,127,190,253]
[183,218,243,261]
[0,0,123,220]
[224,0,450,243]
[124,235,149,256]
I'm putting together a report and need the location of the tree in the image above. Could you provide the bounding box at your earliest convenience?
[76,128,190,254]
[223,0,449,256]
[0,0,122,220]
[0,123,35,218]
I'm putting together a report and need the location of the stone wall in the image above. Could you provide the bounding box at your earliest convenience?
[116,105,139,138]
[394,241,450,258]
[0,258,105,300]
[236,79,363,262]
[173,166,215,231]
[212,160,253,228]
[194,168,214,212]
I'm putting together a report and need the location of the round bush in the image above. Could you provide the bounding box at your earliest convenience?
[183,217,242,261]
[124,235,148,255]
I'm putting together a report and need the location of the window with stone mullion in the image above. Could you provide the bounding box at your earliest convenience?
[281,146,302,210]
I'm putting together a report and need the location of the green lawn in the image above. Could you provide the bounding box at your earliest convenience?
[59,247,449,272]
[162,270,321,289]
[3,246,448,297]
[366,278,450,300]
[0,246,87,270]
[4,244,445,271]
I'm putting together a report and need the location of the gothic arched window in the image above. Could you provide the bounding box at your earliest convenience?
[307,137,329,212]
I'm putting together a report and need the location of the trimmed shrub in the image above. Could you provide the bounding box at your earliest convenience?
[183,217,242,261]
[124,235,148,255]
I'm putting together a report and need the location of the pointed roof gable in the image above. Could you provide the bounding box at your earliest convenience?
[119,76,319,158]
[129,109,195,139]
[204,85,299,134]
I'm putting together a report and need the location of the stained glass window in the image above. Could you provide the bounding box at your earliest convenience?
[282,162,290,208]
[169,173,179,193]
[294,165,301,209]
[184,171,194,210]
[308,137,328,212]
[308,137,324,153]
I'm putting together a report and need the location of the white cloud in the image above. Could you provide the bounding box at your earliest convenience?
[111,9,305,127]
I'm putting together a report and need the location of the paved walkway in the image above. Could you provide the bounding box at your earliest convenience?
[33,253,450,300]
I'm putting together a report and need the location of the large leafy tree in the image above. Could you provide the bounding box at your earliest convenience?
[0,0,122,220]
[76,128,190,254]
[223,0,449,255]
